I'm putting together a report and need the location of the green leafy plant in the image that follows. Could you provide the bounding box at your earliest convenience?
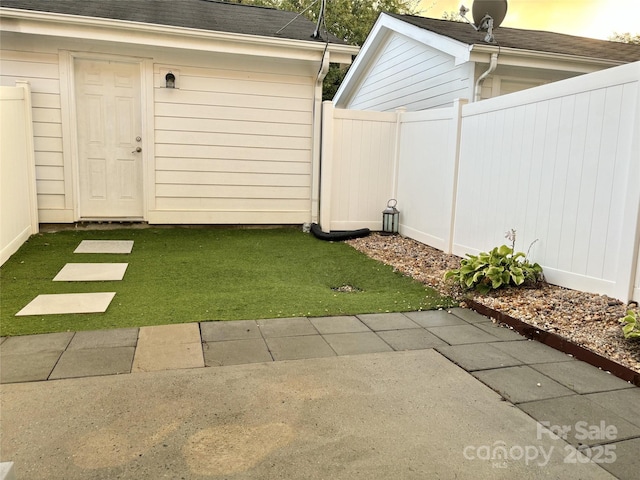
[619,310,640,339]
[445,229,543,294]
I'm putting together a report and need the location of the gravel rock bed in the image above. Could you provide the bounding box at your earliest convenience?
[347,233,640,374]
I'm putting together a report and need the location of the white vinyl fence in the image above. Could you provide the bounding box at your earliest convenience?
[321,61,640,302]
[0,82,38,266]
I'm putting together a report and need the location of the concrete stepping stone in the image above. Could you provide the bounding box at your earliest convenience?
[53,263,128,281]
[15,292,116,316]
[74,240,133,254]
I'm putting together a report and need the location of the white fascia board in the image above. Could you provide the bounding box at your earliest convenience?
[0,7,359,63]
[334,13,470,107]
[378,14,471,63]
[470,44,624,73]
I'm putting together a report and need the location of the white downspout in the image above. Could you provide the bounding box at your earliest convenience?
[474,52,498,102]
[310,48,330,226]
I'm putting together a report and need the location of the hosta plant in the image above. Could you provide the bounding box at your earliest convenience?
[619,310,640,340]
[445,230,543,294]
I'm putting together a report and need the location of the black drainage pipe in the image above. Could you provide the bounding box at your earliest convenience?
[310,223,370,241]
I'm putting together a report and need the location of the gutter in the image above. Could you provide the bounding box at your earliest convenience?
[470,44,625,70]
[474,52,498,102]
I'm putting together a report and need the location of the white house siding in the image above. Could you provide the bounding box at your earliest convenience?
[0,31,317,224]
[0,35,67,221]
[151,57,314,224]
[478,65,581,100]
[346,32,473,112]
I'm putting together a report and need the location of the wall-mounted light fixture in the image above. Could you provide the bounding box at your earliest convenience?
[165,71,176,89]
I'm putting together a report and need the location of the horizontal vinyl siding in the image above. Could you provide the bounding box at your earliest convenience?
[0,47,66,216]
[153,62,314,223]
[348,33,470,111]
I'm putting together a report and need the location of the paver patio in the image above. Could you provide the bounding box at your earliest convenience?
[2,308,639,479]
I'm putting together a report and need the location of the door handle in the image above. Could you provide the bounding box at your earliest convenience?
[132,146,142,153]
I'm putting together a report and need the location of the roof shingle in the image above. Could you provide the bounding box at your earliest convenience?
[0,0,348,44]
[389,14,640,63]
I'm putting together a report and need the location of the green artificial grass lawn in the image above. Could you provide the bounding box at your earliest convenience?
[0,227,455,336]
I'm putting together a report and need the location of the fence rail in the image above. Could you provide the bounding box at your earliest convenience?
[322,61,640,302]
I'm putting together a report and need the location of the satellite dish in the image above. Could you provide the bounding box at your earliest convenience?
[472,0,508,29]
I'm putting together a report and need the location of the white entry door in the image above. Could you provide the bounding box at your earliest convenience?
[75,58,143,219]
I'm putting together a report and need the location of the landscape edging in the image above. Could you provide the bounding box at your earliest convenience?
[465,299,640,387]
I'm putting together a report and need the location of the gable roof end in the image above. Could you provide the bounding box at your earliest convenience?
[333,13,472,107]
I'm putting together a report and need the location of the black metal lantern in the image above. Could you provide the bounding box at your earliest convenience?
[165,72,176,89]
[382,199,399,235]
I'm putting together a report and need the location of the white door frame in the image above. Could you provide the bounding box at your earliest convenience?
[63,51,152,221]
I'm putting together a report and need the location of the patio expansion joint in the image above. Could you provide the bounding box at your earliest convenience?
[43,332,76,381]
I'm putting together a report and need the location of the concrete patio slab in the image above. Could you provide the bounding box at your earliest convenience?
[427,324,501,344]
[356,312,420,331]
[585,389,640,428]
[322,332,393,355]
[0,352,61,383]
[450,307,493,323]
[473,365,576,404]
[474,322,527,341]
[0,332,73,354]
[518,395,640,447]
[436,343,523,371]
[309,316,370,334]
[0,350,615,480]
[53,263,128,281]
[265,335,335,361]
[203,339,272,366]
[67,328,138,350]
[49,347,135,380]
[491,340,576,364]
[404,309,467,327]
[74,240,133,254]
[15,292,116,316]
[376,328,447,350]
[257,317,318,337]
[200,320,261,342]
[132,323,204,372]
[598,437,640,480]
[531,361,636,394]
